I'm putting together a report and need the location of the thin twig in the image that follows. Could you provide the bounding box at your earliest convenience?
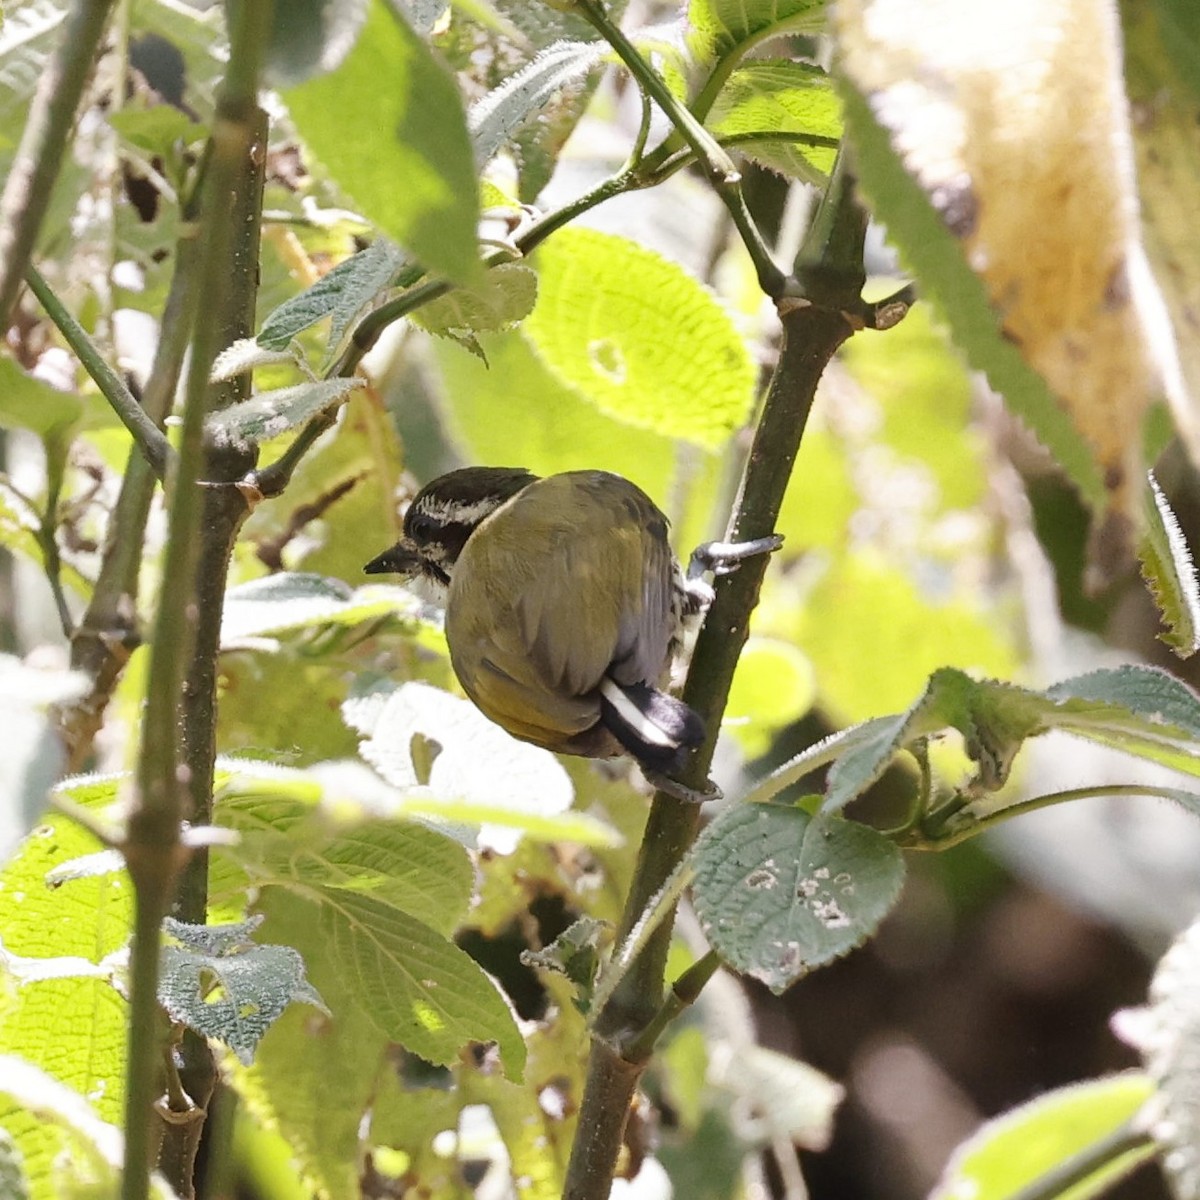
[24,266,174,480]
[570,0,787,296]
[0,0,119,324]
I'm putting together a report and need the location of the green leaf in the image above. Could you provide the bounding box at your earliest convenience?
[708,61,840,182]
[835,73,1105,507]
[468,40,604,166]
[930,1074,1156,1200]
[523,228,755,448]
[725,637,815,759]
[205,378,364,449]
[106,104,200,156]
[256,238,407,352]
[159,916,329,1065]
[220,572,420,644]
[1139,472,1200,656]
[210,337,299,381]
[753,663,1200,817]
[688,0,828,62]
[432,330,691,511]
[215,784,475,936]
[254,0,369,87]
[228,889,387,1200]
[284,0,479,283]
[0,1127,29,1200]
[0,1057,180,1200]
[0,800,131,1200]
[321,891,525,1077]
[0,354,82,436]
[692,803,905,992]
[413,262,537,340]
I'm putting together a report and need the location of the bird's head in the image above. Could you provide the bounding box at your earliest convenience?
[364,466,538,595]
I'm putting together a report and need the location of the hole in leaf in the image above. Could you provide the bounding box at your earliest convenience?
[587,338,626,384]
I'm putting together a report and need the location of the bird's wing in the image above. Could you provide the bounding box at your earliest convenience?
[448,472,675,702]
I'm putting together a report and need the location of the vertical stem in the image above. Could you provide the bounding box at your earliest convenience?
[120,5,272,1198]
[564,147,868,1200]
[0,0,119,324]
[156,102,266,1196]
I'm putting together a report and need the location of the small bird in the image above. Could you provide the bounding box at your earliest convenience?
[364,467,778,798]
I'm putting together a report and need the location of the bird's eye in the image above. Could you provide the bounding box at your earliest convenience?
[408,512,434,540]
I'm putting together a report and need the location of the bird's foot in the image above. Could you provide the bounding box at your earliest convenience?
[688,534,784,580]
[642,769,723,804]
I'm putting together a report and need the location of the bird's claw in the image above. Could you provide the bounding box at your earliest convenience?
[688,534,784,580]
[642,769,723,804]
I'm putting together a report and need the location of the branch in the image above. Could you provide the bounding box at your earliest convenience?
[61,199,204,771]
[570,0,787,296]
[0,0,118,325]
[23,265,174,480]
[563,145,869,1200]
[120,4,273,1198]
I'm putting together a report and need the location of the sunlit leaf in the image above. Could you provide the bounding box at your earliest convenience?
[523,228,755,448]
[284,0,479,282]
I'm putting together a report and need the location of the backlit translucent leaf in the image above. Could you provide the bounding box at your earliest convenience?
[708,61,840,182]
[930,1074,1156,1200]
[725,637,816,758]
[0,355,81,436]
[228,890,386,1200]
[215,786,474,936]
[284,1,478,282]
[322,891,525,1077]
[413,263,537,340]
[0,1058,179,1200]
[688,0,827,62]
[523,228,755,448]
[1140,471,1200,656]
[692,803,905,992]
[0,801,130,1199]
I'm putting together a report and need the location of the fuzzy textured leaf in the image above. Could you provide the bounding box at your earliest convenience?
[692,804,905,992]
[1116,917,1200,1200]
[206,378,364,449]
[160,921,329,1065]
[523,228,755,447]
[256,238,407,352]
[468,40,604,167]
[1140,472,1200,656]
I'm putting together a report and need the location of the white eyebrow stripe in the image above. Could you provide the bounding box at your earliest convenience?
[412,496,506,528]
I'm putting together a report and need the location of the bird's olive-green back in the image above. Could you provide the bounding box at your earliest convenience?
[446,471,675,745]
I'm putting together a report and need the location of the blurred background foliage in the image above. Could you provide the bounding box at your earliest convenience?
[2,0,1200,1197]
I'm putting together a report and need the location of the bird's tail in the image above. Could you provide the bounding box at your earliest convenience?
[598,678,705,773]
